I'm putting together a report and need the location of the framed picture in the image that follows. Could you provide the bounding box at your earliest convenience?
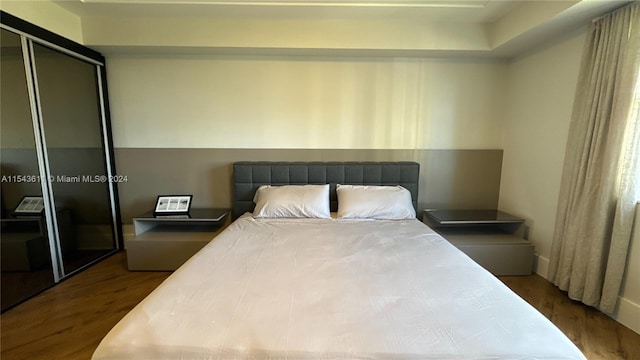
[154,195,192,215]
[14,196,45,215]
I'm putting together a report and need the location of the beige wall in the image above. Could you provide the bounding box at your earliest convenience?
[106,54,508,229]
[106,55,506,150]
[499,30,585,274]
[0,0,83,43]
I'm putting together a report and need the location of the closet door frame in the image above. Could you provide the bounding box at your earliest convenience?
[1,11,123,281]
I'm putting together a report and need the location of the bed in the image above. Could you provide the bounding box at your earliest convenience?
[93,161,586,360]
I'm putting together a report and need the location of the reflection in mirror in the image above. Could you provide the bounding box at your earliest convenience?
[32,43,116,275]
[0,29,55,312]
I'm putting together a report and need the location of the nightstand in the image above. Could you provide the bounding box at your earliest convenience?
[423,209,534,276]
[126,208,229,271]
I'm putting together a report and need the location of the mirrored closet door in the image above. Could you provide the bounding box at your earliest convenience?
[0,28,57,311]
[32,42,117,275]
[0,14,121,312]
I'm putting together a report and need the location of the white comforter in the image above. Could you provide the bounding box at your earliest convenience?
[93,215,586,360]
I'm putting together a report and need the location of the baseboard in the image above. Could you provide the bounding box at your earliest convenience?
[613,297,640,335]
[534,253,550,279]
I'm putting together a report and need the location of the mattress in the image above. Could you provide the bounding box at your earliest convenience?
[93,215,586,360]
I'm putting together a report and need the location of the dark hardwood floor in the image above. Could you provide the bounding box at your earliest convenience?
[1,251,638,359]
[500,275,640,360]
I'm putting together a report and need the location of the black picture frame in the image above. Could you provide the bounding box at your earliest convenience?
[14,196,45,215]
[153,195,192,216]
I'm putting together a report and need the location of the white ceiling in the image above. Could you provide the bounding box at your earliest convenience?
[49,0,632,58]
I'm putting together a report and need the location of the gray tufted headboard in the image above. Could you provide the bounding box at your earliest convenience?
[232,161,420,219]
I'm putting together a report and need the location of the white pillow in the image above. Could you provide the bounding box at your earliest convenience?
[253,184,331,218]
[336,184,416,220]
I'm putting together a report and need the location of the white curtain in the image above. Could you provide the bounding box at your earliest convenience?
[548,2,640,313]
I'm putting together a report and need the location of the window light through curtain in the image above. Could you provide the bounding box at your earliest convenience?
[618,69,640,202]
[548,2,640,314]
